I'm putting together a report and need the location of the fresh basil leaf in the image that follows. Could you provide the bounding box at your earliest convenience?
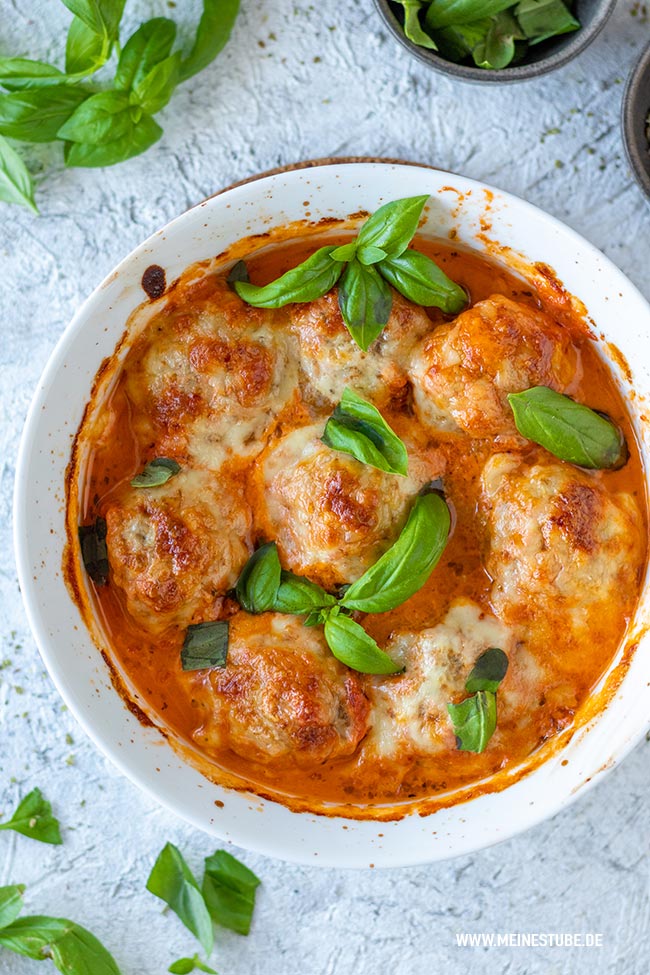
[226,259,250,288]
[425,0,515,29]
[115,18,177,91]
[235,543,282,613]
[0,58,66,91]
[357,244,388,265]
[180,0,241,82]
[0,886,25,930]
[130,457,181,488]
[63,113,163,167]
[356,195,428,261]
[146,843,214,957]
[473,11,521,68]
[0,788,62,845]
[329,241,357,262]
[60,0,126,41]
[432,18,492,60]
[0,135,37,213]
[235,246,342,308]
[321,387,408,476]
[340,491,450,614]
[447,690,496,753]
[0,915,121,974]
[465,647,508,693]
[508,386,626,469]
[133,52,181,115]
[338,258,392,352]
[0,86,89,142]
[378,248,467,314]
[202,850,260,936]
[396,0,438,49]
[58,90,132,144]
[78,516,109,585]
[181,621,229,671]
[169,957,217,975]
[65,16,111,75]
[515,0,579,44]
[323,612,401,675]
[273,572,336,616]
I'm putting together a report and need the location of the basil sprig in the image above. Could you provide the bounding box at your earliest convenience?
[235,196,467,351]
[0,883,121,975]
[0,788,62,845]
[323,610,402,675]
[181,621,229,671]
[130,456,181,488]
[169,957,216,975]
[447,647,508,753]
[508,386,626,469]
[322,389,408,476]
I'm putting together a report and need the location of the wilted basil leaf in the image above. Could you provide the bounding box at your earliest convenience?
[226,259,250,288]
[63,113,163,167]
[235,543,282,613]
[508,386,626,469]
[396,0,438,48]
[515,0,579,43]
[202,850,260,936]
[65,17,111,76]
[147,843,214,957]
[78,516,109,585]
[0,136,37,213]
[181,621,229,671]
[234,246,343,308]
[338,258,392,352]
[323,611,401,675]
[321,388,408,475]
[425,0,515,29]
[0,885,25,930]
[130,457,181,488]
[169,957,216,975]
[356,195,428,261]
[273,572,337,616]
[0,58,66,91]
[433,18,492,60]
[0,914,121,974]
[115,18,177,91]
[447,689,497,753]
[0,788,62,845]
[473,11,522,68]
[180,0,241,82]
[0,86,89,142]
[340,491,451,614]
[378,249,467,314]
[465,647,508,693]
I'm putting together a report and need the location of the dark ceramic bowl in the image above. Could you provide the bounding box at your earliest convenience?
[623,42,650,201]
[374,0,616,83]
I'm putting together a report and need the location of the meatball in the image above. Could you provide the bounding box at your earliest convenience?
[105,470,252,631]
[368,599,537,758]
[481,453,644,642]
[289,287,433,405]
[409,295,579,439]
[124,276,298,467]
[195,614,370,768]
[257,423,444,589]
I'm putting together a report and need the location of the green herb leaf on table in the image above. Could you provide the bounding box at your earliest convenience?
[147,843,214,957]
[115,18,177,91]
[58,90,134,145]
[378,248,467,313]
[340,490,451,614]
[0,59,66,91]
[180,0,241,82]
[235,543,282,614]
[0,915,121,974]
[338,259,392,352]
[63,114,163,167]
[65,17,111,76]
[130,457,181,488]
[323,611,402,675]
[447,646,509,752]
[0,886,25,930]
[169,956,217,975]
[0,135,37,212]
[515,0,579,44]
[356,195,429,261]
[132,52,181,115]
[507,386,626,469]
[0,788,62,845]
[234,246,343,308]
[59,0,126,43]
[0,86,89,142]
[321,388,408,476]
[396,0,439,48]
[78,516,109,586]
[181,622,229,672]
[202,849,261,936]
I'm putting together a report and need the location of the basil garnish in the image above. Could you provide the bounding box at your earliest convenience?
[234,246,343,308]
[323,610,401,675]
[226,259,250,288]
[273,572,337,615]
[508,386,626,469]
[355,195,429,260]
[340,491,451,614]
[169,957,216,975]
[147,843,214,956]
[130,456,181,488]
[202,850,261,936]
[181,621,229,671]
[377,248,467,314]
[235,542,282,614]
[321,388,408,475]
[447,647,508,753]
[0,788,62,846]
[337,259,392,352]
[78,516,109,585]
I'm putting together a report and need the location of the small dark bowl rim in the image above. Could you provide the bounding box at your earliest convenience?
[622,40,650,201]
[374,0,617,84]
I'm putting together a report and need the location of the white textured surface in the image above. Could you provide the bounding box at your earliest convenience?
[2,1,650,972]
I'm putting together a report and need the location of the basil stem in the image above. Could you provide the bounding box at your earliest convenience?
[340,491,451,614]
[234,246,343,308]
[338,258,392,352]
[323,611,401,675]
[321,388,408,476]
[235,543,282,614]
[202,850,261,936]
[78,517,109,586]
[377,249,467,314]
[130,457,181,488]
[508,386,626,469]
[147,843,214,956]
[447,647,508,752]
[0,788,62,846]
[181,621,229,671]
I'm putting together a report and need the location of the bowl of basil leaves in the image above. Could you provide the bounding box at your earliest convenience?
[375,0,616,82]
[622,41,650,202]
